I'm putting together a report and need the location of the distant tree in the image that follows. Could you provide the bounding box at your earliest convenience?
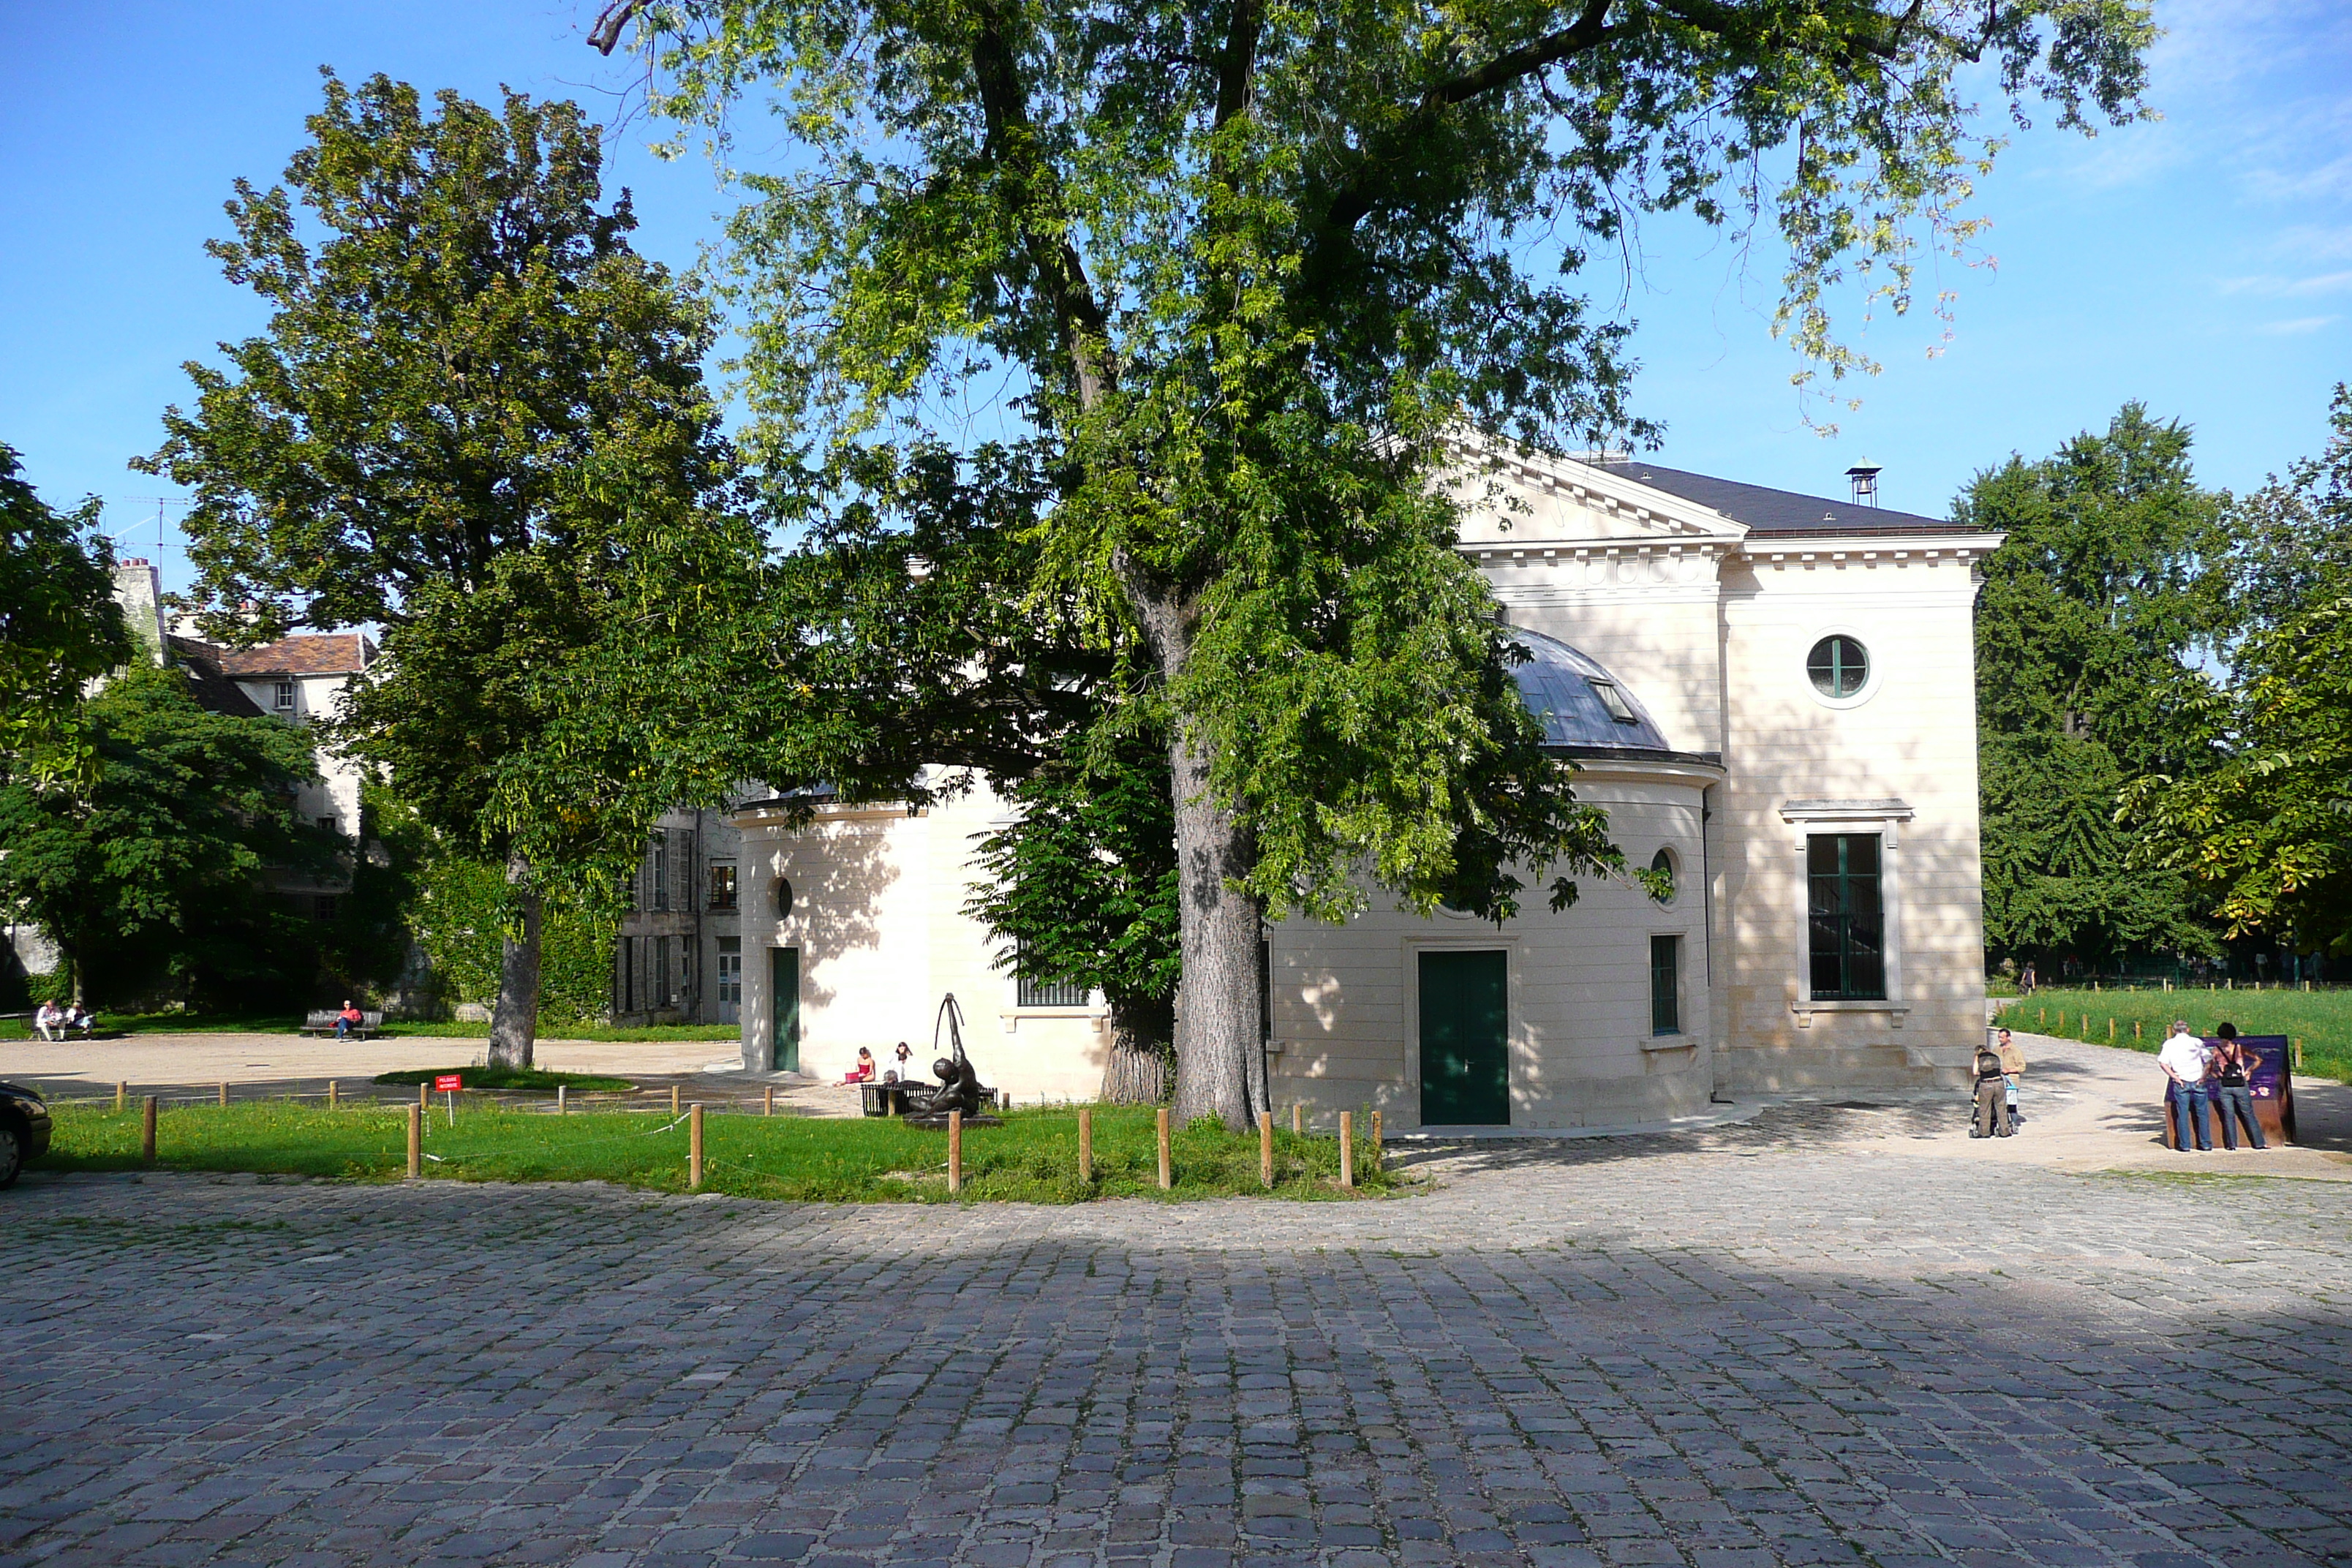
[1966,404,2224,970]
[0,444,130,789]
[137,72,754,1066]
[0,663,337,1006]
[617,0,2156,1128]
[2130,387,2352,958]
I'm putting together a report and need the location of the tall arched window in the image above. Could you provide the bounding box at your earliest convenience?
[1648,847,1676,905]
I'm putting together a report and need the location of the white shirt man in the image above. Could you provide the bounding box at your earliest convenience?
[2157,1025,2209,1085]
[33,1000,62,1042]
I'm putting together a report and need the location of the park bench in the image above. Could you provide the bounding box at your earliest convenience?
[300,1009,385,1040]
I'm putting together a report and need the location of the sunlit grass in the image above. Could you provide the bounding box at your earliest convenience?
[37,1101,1403,1203]
[1997,987,2352,1083]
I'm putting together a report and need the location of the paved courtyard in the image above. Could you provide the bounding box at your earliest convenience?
[7,1041,2352,1568]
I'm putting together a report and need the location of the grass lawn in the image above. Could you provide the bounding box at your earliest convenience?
[0,1011,738,1043]
[34,1100,1401,1203]
[1996,987,2352,1083]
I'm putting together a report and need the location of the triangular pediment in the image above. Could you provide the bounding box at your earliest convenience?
[1440,431,1748,549]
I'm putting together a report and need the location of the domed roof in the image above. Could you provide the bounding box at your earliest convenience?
[1502,626,1673,753]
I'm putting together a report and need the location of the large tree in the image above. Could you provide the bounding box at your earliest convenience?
[0,663,336,1006]
[0,445,130,790]
[1964,404,2224,968]
[606,0,2152,1125]
[2130,386,2352,959]
[138,72,754,1066]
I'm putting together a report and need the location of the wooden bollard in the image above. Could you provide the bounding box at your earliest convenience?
[1339,1111,1354,1189]
[1156,1108,1172,1190]
[327,1079,337,1107]
[1078,1107,1093,1182]
[1292,1103,1303,1135]
[2136,1021,2143,1041]
[219,1081,230,1108]
[557,1084,568,1115]
[947,1109,963,1194]
[764,1085,774,1117]
[671,1084,682,1117]
[141,1096,157,1166]
[2108,1018,2115,1042]
[689,1104,704,1190]
[407,1104,422,1179]
[2294,1038,2304,1070]
[116,1080,127,1113]
[419,1082,429,1112]
[1259,1111,1273,1189]
[1371,1109,1382,1169]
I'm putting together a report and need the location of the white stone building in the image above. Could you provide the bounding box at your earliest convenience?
[726,451,2001,1126]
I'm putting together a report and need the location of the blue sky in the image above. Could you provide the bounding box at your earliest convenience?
[3,0,2347,589]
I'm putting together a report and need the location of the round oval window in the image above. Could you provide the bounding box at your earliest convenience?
[773,877,794,918]
[1807,634,1869,698]
[1649,847,1676,904]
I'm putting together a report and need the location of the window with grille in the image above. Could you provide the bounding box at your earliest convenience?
[1015,943,1088,1008]
[650,834,668,911]
[1650,935,1681,1034]
[273,681,295,712]
[1807,834,1885,1000]
[1806,635,1869,698]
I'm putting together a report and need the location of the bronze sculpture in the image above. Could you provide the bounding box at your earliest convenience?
[901,994,1002,1127]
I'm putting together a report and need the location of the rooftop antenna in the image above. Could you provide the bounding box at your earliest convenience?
[1845,464,1882,508]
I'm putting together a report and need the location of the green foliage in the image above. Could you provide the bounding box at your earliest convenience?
[2127,388,2352,960]
[407,843,620,1025]
[1967,404,2224,965]
[0,443,130,788]
[968,716,1180,1011]
[0,663,340,1006]
[135,72,759,1049]
[39,1100,1401,1202]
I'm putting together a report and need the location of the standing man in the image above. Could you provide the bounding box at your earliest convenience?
[1994,1028,2027,1127]
[2159,1019,2213,1153]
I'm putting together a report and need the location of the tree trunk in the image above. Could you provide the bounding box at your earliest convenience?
[1099,988,1175,1104]
[486,852,542,1069]
[1166,721,1267,1131]
[1117,553,1268,1132]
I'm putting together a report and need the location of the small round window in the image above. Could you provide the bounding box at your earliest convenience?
[773,877,794,918]
[1648,848,1676,905]
[1807,635,1869,698]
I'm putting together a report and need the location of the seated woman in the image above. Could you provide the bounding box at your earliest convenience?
[840,1046,876,1085]
[33,1000,62,1042]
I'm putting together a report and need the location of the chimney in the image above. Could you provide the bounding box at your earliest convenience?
[110,558,167,667]
[1845,464,1881,508]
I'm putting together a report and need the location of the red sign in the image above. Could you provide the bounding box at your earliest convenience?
[433,1074,462,1093]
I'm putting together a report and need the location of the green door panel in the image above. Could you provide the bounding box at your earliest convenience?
[770,946,800,1074]
[1419,949,1509,1125]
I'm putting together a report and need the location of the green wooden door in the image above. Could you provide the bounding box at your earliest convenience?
[770,946,800,1074]
[1419,949,1509,1125]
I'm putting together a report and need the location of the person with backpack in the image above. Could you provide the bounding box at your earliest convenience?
[2208,1023,2268,1151]
[1971,1041,2013,1137]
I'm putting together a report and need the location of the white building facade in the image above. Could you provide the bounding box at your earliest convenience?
[728,451,2001,1126]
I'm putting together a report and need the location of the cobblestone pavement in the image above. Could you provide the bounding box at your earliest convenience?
[7,1100,2352,1568]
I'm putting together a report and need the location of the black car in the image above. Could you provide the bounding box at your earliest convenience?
[0,1082,52,1187]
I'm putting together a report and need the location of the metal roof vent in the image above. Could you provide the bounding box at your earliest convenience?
[1845,464,1882,508]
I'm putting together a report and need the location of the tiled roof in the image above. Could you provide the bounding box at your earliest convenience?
[165,637,266,719]
[1584,457,1973,536]
[216,633,374,677]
